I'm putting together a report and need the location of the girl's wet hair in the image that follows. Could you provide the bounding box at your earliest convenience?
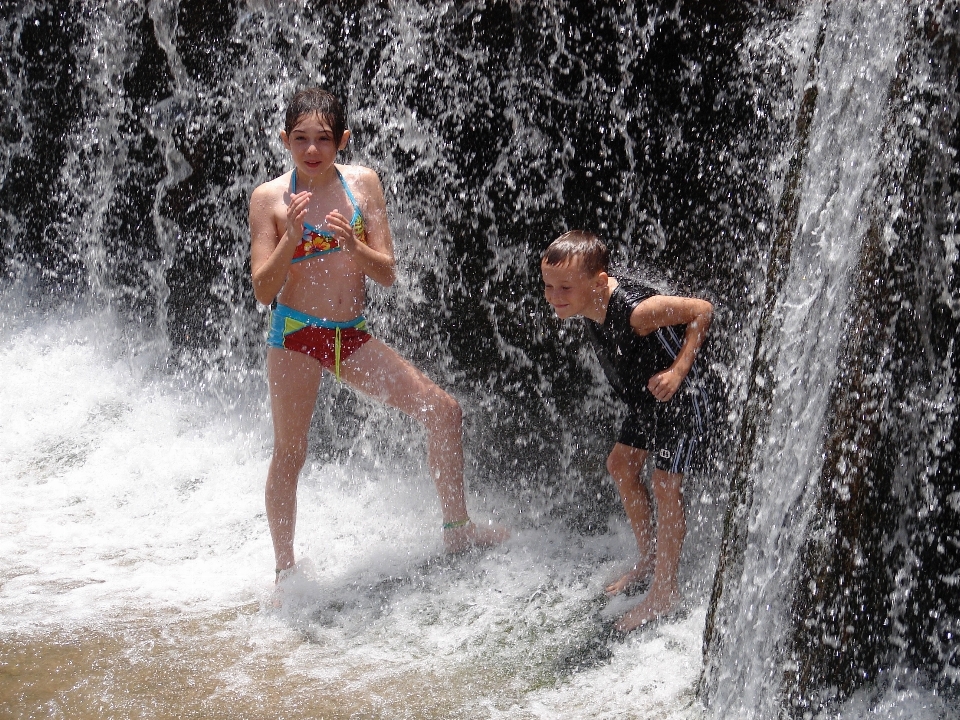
[541,230,610,275]
[284,88,347,140]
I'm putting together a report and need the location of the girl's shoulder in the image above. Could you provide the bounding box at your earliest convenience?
[251,171,292,202]
[336,164,387,214]
[336,163,380,189]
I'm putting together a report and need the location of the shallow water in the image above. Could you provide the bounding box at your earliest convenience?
[0,307,714,719]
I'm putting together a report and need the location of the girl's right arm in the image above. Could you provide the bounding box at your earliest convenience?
[249,183,310,305]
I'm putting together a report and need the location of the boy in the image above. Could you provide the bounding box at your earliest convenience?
[540,230,712,632]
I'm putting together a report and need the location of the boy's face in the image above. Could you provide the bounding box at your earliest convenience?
[541,259,606,320]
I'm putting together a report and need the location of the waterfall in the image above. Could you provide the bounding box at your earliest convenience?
[703,0,907,714]
[2,0,771,513]
[1,1,957,717]
[703,0,960,716]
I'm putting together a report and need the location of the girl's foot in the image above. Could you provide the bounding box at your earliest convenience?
[442,520,510,553]
[605,561,654,596]
[268,558,317,609]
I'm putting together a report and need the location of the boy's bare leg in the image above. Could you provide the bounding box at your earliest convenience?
[605,443,655,595]
[339,339,508,552]
[615,468,685,632]
[266,349,325,577]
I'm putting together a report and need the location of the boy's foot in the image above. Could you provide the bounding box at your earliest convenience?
[613,587,681,634]
[604,562,654,596]
[443,520,510,553]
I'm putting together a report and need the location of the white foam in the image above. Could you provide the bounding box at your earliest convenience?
[0,307,717,716]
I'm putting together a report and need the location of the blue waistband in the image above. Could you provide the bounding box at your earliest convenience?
[272,303,367,329]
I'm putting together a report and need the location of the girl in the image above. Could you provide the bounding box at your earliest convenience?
[249,88,507,582]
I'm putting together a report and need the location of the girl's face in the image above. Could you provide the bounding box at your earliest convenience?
[281,112,349,177]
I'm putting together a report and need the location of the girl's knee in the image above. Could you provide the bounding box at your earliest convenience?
[426,391,462,432]
[272,441,308,474]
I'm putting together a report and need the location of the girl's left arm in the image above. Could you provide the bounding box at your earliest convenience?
[325,167,397,287]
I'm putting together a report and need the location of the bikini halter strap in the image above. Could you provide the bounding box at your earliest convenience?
[289,168,360,216]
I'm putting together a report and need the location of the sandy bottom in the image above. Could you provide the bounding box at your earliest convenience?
[1,599,709,720]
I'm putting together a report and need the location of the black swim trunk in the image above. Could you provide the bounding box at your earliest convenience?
[617,382,709,474]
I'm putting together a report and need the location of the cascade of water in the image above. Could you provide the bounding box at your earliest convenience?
[703,0,960,716]
[0,0,772,516]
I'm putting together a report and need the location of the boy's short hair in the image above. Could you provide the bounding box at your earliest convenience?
[541,230,609,275]
[284,88,347,141]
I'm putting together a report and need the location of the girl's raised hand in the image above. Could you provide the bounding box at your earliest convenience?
[286,191,312,241]
[324,209,358,251]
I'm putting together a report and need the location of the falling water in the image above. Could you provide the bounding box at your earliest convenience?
[703,0,960,717]
[704,0,908,715]
[1,1,957,718]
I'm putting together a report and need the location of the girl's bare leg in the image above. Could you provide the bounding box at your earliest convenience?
[339,339,508,551]
[605,443,655,595]
[266,348,324,576]
[615,468,685,632]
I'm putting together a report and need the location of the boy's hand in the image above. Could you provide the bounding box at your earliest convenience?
[648,368,684,402]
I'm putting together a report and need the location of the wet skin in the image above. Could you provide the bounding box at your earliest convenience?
[541,257,712,631]
[250,111,508,579]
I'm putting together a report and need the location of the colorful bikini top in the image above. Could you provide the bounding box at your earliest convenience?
[289,168,366,264]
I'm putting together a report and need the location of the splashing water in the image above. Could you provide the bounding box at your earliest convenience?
[1,1,957,718]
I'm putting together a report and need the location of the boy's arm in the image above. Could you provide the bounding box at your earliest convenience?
[630,295,713,402]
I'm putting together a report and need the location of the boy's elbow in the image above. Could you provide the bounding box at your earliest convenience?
[700,300,714,327]
[688,299,712,329]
